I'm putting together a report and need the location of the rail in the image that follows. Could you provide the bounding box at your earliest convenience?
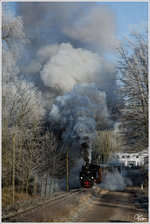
[2,189,85,221]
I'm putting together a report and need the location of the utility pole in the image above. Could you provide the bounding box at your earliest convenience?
[66,148,69,192]
[12,133,15,204]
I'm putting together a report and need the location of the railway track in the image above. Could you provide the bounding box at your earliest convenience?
[2,188,88,222]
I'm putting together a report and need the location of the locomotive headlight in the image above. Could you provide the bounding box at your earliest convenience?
[80,177,83,179]
[91,177,94,179]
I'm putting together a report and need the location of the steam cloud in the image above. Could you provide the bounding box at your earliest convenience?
[15,2,118,165]
[50,83,113,162]
[100,171,132,191]
[23,42,117,111]
[40,43,105,92]
[16,2,117,110]
[17,3,115,52]
[63,6,116,49]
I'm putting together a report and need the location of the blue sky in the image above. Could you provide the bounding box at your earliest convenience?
[99,2,148,36]
[95,2,148,61]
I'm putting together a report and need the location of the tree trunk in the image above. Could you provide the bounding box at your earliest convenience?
[18,135,23,191]
[44,171,49,196]
[26,152,32,195]
[49,177,53,195]
[22,178,25,193]
[33,179,37,196]
[40,178,43,197]
[49,153,56,195]
[66,148,69,192]
[18,136,22,164]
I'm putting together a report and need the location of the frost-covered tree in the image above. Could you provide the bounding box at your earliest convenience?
[39,130,66,195]
[93,127,121,163]
[3,79,44,129]
[2,7,45,200]
[2,6,27,58]
[115,25,148,151]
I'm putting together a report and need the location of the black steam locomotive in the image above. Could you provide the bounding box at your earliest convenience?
[80,162,123,188]
[80,163,100,188]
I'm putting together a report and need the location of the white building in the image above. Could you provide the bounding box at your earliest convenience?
[115,150,148,167]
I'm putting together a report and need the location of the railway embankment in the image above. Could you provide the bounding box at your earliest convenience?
[2,185,148,222]
[2,186,102,222]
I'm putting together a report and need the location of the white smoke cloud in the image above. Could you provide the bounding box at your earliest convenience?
[24,59,42,75]
[100,171,132,191]
[17,3,116,51]
[63,6,116,50]
[22,42,117,113]
[40,43,105,92]
[16,3,118,115]
[37,44,59,64]
[50,83,113,162]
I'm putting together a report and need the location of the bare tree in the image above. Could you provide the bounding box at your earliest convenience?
[115,25,148,151]
[2,7,45,203]
[93,128,121,163]
[39,130,66,196]
[2,6,27,58]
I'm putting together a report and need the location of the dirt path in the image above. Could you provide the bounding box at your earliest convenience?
[78,187,148,222]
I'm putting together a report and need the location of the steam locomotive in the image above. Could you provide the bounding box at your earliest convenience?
[80,163,102,188]
[80,162,123,188]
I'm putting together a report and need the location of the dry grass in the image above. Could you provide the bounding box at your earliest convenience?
[2,187,12,206]
[2,187,34,208]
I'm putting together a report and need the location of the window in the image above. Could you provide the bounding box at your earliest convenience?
[122,156,125,158]
[136,156,139,158]
[127,155,130,158]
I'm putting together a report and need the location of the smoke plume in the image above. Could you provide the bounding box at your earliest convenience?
[16,2,117,111]
[40,43,105,93]
[17,3,116,52]
[22,42,117,113]
[50,83,113,162]
[15,2,118,165]
[100,171,132,191]
[63,6,116,50]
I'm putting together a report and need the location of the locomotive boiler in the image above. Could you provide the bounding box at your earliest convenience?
[80,163,102,188]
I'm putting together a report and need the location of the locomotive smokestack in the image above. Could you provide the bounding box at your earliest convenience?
[81,142,90,163]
